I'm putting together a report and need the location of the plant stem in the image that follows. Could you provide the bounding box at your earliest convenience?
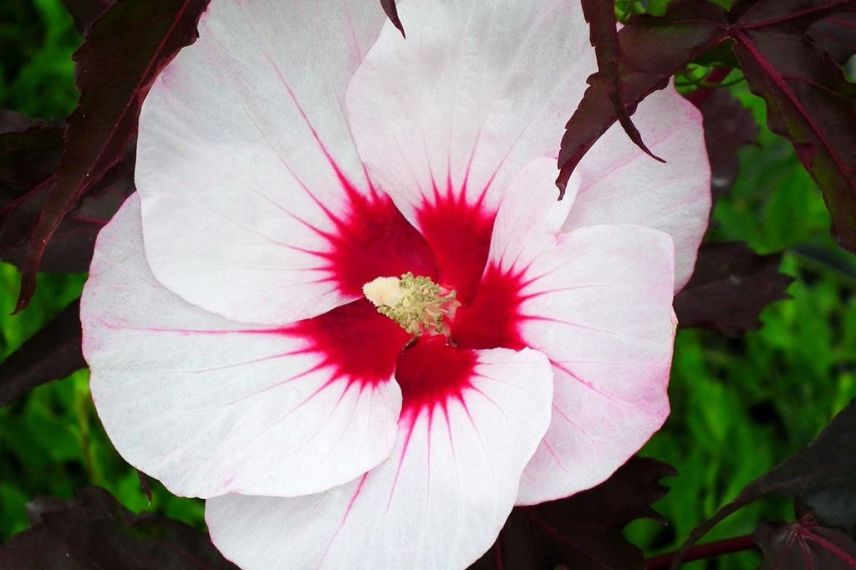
[644,534,758,569]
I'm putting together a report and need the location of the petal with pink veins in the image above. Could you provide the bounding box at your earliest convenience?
[136,0,416,325]
[82,195,407,499]
[345,0,594,277]
[206,341,553,570]
[563,87,711,291]
[478,164,676,505]
[486,158,581,274]
[450,159,579,351]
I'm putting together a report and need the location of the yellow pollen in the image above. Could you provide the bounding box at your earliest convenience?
[362,273,460,336]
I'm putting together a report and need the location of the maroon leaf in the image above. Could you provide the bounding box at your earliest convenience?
[807,11,856,65]
[470,457,675,570]
[15,0,210,312]
[755,515,856,569]
[801,482,856,538]
[556,0,728,192]
[670,399,856,568]
[380,0,405,37]
[0,112,63,242]
[731,0,856,253]
[579,0,663,189]
[0,300,84,407]
[0,147,134,273]
[674,241,792,335]
[0,110,48,135]
[0,487,237,569]
[0,112,132,273]
[694,89,759,197]
[0,118,63,206]
[557,0,856,255]
[60,0,116,32]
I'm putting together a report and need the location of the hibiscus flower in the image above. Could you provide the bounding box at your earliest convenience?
[81,0,710,568]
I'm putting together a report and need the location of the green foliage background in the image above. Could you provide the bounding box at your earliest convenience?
[1,2,854,568]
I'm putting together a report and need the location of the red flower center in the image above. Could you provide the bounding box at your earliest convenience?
[287,180,527,418]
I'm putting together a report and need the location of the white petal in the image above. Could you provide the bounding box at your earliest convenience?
[488,157,582,272]
[136,0,392,324]
[82,195,403,498]
[514,226,675,504]
[563,87,711,291]
[206,343,553,570]
[346,0,594,222]
[484,165,676,504]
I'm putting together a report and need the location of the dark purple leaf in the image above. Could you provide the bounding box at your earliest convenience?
[670,399,856,568]
[0,110,47,135]
[737,398,856,527]
[558,0,856,255]
[755,515,856,569]
[26,497,71,525]
[0,300,83,407]
[0,119,62,206]
[674,241,792,335]
[380,0,405,37]
[60,0,116,33]
[731,0,856,253]
[0,112,62,243]
[694,89,759,197]
[0,487,237,570]
[807,11,856,65]
[0,521,80,570]
[470,457,675,570]
[579,0,662,181]
[16,0,210,312]
[557,0,728,193]
[0,147,134,273]
[802,483,856,538]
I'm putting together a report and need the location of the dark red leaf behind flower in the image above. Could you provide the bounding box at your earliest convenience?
[60,0,116,33]
[1,142,134,274]
[561,0,856,253]
[0,300,84,407]
[577,0,663,197]
[15,0,210,312]
[0,110,50,136]
[380,0,405,37]
[807,11,856,64]
[674,242,792,336]
[755,515,856,569]
[470,457,675,570]
[730,0,856,252]
[0,487,237,569]
[671,399,856,568]
[694,89,759,197]
[557,0,727,193]
[0,115,62,205]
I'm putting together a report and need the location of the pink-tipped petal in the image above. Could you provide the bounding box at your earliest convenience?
[136,0,398,324]
[345,0,593,223]
[82,195,405,499]
[483,165,676,504]
[563,87,711,291]
[515,226,675,504]
[487,158,581,272]
[206,345,553,570]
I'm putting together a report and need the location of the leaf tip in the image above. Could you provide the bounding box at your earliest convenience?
[380,0,406,38]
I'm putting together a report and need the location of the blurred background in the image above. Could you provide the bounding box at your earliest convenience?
[1,1,855,568]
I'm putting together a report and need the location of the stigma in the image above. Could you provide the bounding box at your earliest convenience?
[362,273,460,337]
